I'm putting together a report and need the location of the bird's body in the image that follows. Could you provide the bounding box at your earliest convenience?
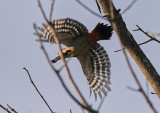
[38,18,113,100]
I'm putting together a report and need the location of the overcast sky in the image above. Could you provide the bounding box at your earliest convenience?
[0,0,160,113]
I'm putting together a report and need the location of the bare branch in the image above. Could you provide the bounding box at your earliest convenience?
[49,0,55,22]
[7,104,17,113]
[36,39,49,42]
[114,39,153,52]
[97,0,158,112]
[0,104,11,113]
[134,25,160,43]
[147,32,160,37]
[23,67,55,113]
[126,86,140,92]
[95,0,102,13]
[138,39,153,45]
[37,0,48,22]
[115,25,158,52]
[97,96,106,111]
[58,58,71,72]
[121,0,138,15]
[76,0,106,21]
[98,0,160,99]
[115,24,160,52]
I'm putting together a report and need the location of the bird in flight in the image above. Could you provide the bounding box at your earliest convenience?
[38,18,113,100]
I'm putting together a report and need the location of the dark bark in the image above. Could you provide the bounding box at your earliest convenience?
[98,0,160,99]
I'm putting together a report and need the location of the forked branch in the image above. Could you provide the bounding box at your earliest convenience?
[134,25,160,43]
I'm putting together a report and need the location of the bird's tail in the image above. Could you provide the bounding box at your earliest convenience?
[89,23,113,44]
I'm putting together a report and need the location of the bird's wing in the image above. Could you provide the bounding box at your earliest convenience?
[38,18,89,47]
[77,43,111,100]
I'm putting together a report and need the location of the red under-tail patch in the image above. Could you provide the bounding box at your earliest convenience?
[89,30,101,44]
[89,23,113,44]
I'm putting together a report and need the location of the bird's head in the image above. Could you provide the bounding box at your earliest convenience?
[51,47,74,63]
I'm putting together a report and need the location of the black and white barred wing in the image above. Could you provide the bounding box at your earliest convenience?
[78,43,111,100]
[38,18,89,47]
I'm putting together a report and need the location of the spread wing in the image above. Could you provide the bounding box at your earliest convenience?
[38,18,89,47]
[77,43,111,100]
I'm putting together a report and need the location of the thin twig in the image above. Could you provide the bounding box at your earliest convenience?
[134,25,160,43]
[95,0,101,13]
[76,0,106,21]
[114,39,153,52]
[34,23,97,113]
[37,0,48,22]
[49,0,55,22]
[115,24,159,52]
[36,39,49,42]
[147,32,160,37]
[126,86,140,92]
[0,104,11,113]
[138,39,153,45]
[121,0,137,15]
[36,0,88,107]
[97,96,106,111]
[7,104,17,113]
[23,67,55,113]
[58,58,71,72]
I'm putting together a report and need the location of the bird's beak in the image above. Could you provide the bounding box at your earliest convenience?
[51,56,61,63]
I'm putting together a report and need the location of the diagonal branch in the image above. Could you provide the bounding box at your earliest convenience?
[147,32,160,37]
[134,25,160,43]
[23,67,54,113]
[7,104,18,113]
[49,0,55,22]
[114,39,153,52]
[95,0,102,13]
[76,0,106,21]
[98,1,158,112]
[115,24,160,53]
[121,0,138,15]
[97,96,106,111]
[98,0,160,100]
[0,104,11,113]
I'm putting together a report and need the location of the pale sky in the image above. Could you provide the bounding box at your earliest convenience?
[0,0,160,113]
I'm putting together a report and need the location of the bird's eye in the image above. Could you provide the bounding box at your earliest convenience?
[67,50,71,53]
[64,50,71,55]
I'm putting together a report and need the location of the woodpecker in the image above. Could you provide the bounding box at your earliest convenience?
[38,18,113,100]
